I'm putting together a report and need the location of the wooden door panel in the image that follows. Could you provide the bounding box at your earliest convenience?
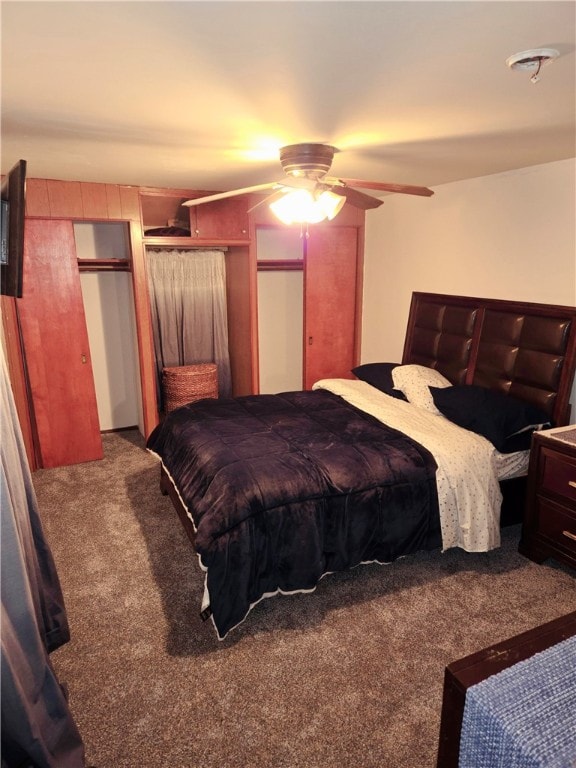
[196,198,250,240]
[17,219,103,467]
[304,227,358,389]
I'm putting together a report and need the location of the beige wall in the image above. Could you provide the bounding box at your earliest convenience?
[256,227,304,393]
[361,158,576,417]
[74,223,142,432]
[80,272,142,431]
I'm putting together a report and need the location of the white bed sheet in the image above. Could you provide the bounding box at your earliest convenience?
[313,378,506,553]
[494,448,529,481]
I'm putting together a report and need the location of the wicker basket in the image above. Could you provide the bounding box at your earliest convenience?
[162,363,218,413]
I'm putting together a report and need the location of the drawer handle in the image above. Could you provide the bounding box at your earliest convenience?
[569,481,576,489]
[562,530,576,542]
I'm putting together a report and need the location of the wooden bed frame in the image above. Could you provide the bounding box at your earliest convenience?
[402,292,576,427]
[161,292,576,544]
[436,610,576,768]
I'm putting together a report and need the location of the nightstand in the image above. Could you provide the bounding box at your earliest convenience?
[519,427,576,570]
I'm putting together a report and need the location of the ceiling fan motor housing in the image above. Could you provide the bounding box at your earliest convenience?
[280,143,336,178]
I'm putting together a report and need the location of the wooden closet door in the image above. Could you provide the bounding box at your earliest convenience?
[303,227,359,389]
[17,219,103,467]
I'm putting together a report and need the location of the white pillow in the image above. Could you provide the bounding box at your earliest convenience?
[392,364,452,414]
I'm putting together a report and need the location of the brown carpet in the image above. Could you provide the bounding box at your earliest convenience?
[32,430,575,768]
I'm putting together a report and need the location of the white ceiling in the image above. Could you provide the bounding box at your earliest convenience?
[1,1,575,196]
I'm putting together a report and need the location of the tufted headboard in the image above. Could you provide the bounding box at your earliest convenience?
[402,293,576,427]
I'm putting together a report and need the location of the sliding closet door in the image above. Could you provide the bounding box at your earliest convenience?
[304,227,358,390]
[17,219,103,467]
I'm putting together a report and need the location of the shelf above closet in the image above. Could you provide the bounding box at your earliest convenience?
[143,237,249,248]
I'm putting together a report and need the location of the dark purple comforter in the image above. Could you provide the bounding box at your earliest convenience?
[147,389,441,638]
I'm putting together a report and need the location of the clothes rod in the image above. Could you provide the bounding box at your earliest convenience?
[146,246,229,252]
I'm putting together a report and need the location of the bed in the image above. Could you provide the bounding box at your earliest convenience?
[147,293,576,639]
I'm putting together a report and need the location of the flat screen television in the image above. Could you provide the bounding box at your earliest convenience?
[1,159,27,297]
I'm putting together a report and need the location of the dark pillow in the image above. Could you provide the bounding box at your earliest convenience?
[430,385,551,453]
[500,429,536,453]
[351,363,408,401]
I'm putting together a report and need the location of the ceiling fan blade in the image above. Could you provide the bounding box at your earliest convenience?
[247,189,287,213]
[279,177,317,191]
[337,178,434,197]
[246,178,319,212]
[183,182,278,207]
[330,185,384,210]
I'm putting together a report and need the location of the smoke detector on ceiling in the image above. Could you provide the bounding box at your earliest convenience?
[506,48,560,83]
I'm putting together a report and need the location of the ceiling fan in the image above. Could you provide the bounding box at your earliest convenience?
[182,143,434,218]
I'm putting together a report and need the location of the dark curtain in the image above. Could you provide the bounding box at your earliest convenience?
[146,248,232,405]
[1,348,86,768]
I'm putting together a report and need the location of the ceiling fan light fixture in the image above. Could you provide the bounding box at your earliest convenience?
[183,142,433,212]
[269,188,346,225]
[317,189,347,220]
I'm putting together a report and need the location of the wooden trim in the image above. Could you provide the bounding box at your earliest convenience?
[139,186,215,198]
[160,466,197,548]
[224,246,254,397]
[248,239,259,395]
[26,179,142,221]
[143,236,249,248]
[248,219,260,394]
[128,221,159,437]
[353,223,364,369]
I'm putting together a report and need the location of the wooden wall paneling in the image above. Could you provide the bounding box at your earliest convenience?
[25,179,51,217]
[80,182,110,218]
[1,295,38,470]
[17,219,103,467]
[225,247,254,396]
[119,186,142,221]
[27,179,126,219]
[105,184,123,219]
[128,221,159,435]
[46,180,84,218]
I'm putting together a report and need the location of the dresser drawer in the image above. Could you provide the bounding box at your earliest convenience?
[521,432,576,570]
[540,448,576,505]
[535,498,576,555]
